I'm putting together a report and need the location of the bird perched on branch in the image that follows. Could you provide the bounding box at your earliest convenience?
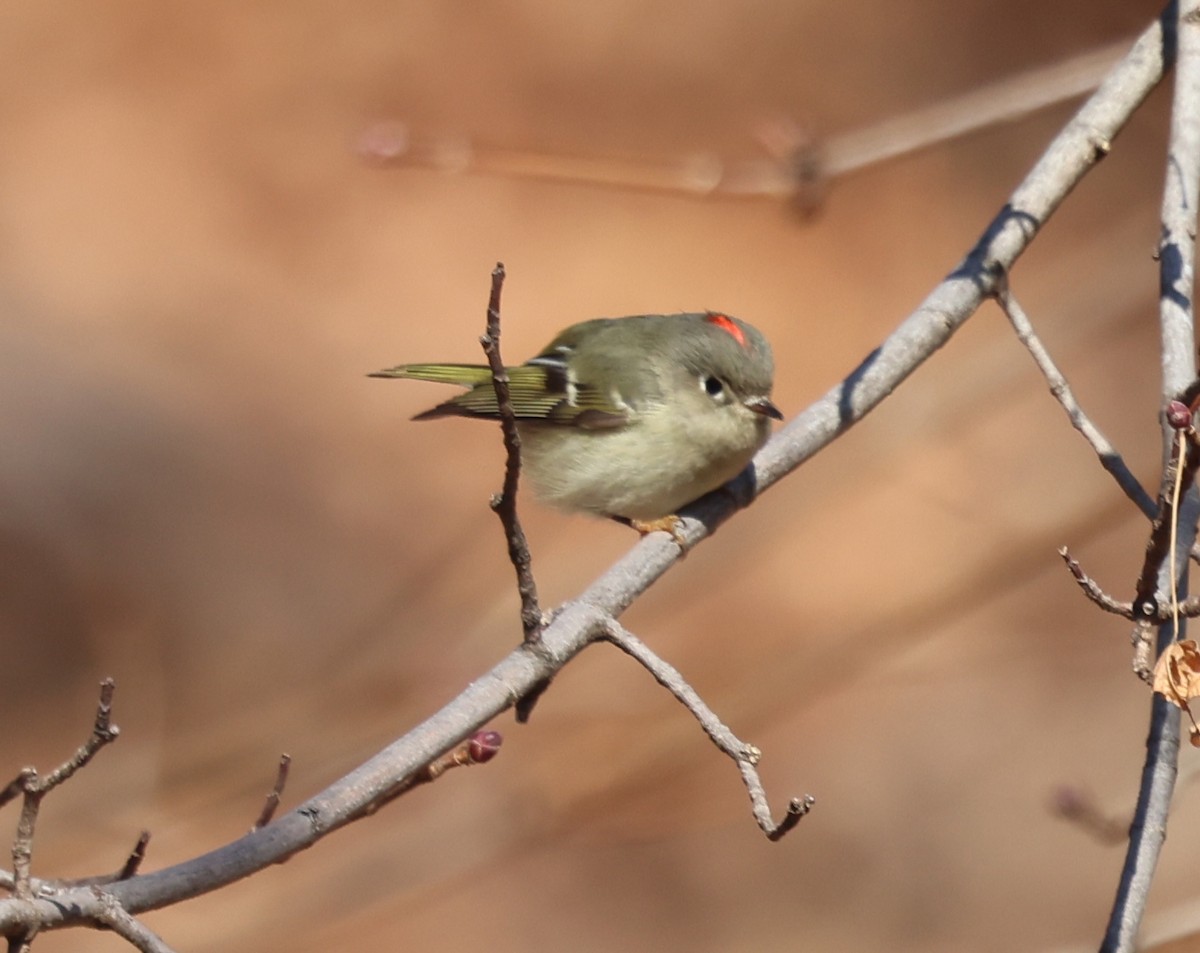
[370,311,782,538]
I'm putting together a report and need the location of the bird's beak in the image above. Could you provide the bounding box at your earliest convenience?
[745,396,784,420]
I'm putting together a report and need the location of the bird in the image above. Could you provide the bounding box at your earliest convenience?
[370,311,782,539]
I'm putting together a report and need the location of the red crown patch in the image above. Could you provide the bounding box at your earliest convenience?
[705,312,747,348]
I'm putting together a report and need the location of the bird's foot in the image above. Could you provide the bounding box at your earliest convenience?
[618,514,689,551]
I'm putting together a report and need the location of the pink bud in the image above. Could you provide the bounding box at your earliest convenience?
[468,730,503,764]
[1166,400,1193,430]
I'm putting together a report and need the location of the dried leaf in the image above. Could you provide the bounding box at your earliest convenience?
[1152,640,1200,707]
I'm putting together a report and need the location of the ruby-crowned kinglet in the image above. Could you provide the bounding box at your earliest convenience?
[370,311,782,533]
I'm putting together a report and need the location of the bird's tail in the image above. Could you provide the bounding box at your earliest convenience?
[367,363,494,388]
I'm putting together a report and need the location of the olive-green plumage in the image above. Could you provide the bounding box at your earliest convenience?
[371,312,781,521]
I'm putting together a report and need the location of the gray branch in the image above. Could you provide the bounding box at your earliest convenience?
[1100,2,1200,950]
[997,282,1157,517]
[601,620,814,840]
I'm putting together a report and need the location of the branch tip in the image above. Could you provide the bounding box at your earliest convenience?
[1059,547,1136,618]
[252,754,292,832]
[767,795,817,842]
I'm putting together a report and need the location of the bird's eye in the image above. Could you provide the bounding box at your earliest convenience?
[702,375,725,398]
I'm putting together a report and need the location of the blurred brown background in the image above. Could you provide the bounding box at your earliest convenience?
[0,1,1193,951]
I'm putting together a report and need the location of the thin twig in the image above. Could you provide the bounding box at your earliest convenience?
[0,831,150,895]
[823,40,1128,179]
[1059,549,1200,624]
[1058,401,1200,682]
[7,680,120,901]
[361,39,1126,205]
[7,774,36,899]
[1058,547,1137,618]
[1,680,118,811]
[252,755,291,832]
[995,278,1157,517]
[601,620,813,840]
[478,262,543,642]
[114,833,150,883]
[1101,3,1200,949]
[59,833,151,890]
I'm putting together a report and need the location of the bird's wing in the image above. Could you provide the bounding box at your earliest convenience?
[415,362,628,428]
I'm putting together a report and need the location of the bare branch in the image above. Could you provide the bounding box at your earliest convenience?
[1101,3,1200,949]
[252,756,291,832]
[7,776,35,895]
[45,677,119,786]
[478,262,543,642]
[88,889,177,953]
[822,41,1128,179]
[6,680,120,901]
[1058,547,1200,627]
[2,679,118,810]
[0,831,150,896]
[116,833,151,883]
[1059,547,1137,618]
[601,620,814,840]
[361,39,1127,204]
[0,602,608,937]
[996,279,1156,517]
[1129,432,1200,627]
